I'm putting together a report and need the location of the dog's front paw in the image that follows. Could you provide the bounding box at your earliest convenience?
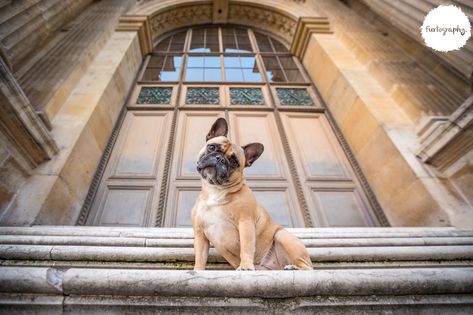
[283,265,299,270]
[236,263,255,271]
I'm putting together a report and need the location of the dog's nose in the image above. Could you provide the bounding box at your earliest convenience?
[216,155,224,164]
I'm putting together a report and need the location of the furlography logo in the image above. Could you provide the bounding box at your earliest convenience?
[420,5,471,52]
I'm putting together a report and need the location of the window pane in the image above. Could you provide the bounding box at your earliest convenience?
[163,55,181,70]
[242,68,262,82]
[262,56,280,70]
[203,56,220,67]
[206,28,219,44]
[204,68,222,81]
[148,56,165,68]
[173,31,186,44]
[160,70,179,81]
[169,43,184,52]
[255,33,273,52]
[155,38,170,51]
[142,68,159,81]
[224,56,240,68]
[186,68,204,81]
[266,69,286,82]
[225,68,244,82]
[223,35,237,52]
[187,56,204,67]
[207,43,220,52]
[236,35,252,52]
[285,70,305,83]
[279,56,298,69]
[234,28,247,36]
[240,56,257,68]
[190,29,205,52]
[271,38,288,52]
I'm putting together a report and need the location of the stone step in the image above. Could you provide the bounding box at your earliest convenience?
[0,227,472,270]
[0,266,472,313]
[0,226,471,312]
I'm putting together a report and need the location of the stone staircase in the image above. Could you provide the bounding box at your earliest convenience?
[0,226,472,313]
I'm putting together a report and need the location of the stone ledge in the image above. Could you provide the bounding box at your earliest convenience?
[1,267,472,297]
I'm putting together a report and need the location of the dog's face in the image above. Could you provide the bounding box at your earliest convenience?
[196,118,264,186]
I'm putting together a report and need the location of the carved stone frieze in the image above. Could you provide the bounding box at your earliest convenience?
[150,5,213,36]
[228,4,296,43]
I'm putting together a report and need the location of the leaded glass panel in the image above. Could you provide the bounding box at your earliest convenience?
[137,87,173,104]
[230,88,265,105]
[185,87,220,104]
[276,88,314,106]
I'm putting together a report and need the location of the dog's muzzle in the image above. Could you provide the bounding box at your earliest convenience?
[197,152,230,185]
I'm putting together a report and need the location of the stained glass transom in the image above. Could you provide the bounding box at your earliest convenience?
[186,87,220,104]
[230,88,265,105]
[276,88,314,106]
[137,87,173,104]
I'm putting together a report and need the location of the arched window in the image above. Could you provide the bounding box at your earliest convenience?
[84,25,384,228]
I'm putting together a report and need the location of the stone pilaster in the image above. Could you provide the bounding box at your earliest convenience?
[290,16,332,60]
[117,15,153,57]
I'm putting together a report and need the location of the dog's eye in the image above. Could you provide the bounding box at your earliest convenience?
[207,144,217,152]
[229,155,239,167]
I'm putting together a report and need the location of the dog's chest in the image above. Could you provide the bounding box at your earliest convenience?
[195,202,238,245]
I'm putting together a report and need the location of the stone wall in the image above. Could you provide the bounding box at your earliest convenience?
[0,0,93,72]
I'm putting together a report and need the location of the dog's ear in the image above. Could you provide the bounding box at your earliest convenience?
[206,118,228,141]
[242,143,264,167]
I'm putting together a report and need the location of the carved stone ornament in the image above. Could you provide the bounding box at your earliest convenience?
[150,5,213,35]
[228,4,296,43]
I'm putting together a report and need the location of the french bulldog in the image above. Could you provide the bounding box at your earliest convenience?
[192,118,312,271]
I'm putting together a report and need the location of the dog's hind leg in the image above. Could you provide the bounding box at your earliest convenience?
[274,229,313,270]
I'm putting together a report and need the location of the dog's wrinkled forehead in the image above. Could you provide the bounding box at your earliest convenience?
[202,136,245,161]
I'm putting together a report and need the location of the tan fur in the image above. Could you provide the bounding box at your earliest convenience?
[192,136,312,271]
